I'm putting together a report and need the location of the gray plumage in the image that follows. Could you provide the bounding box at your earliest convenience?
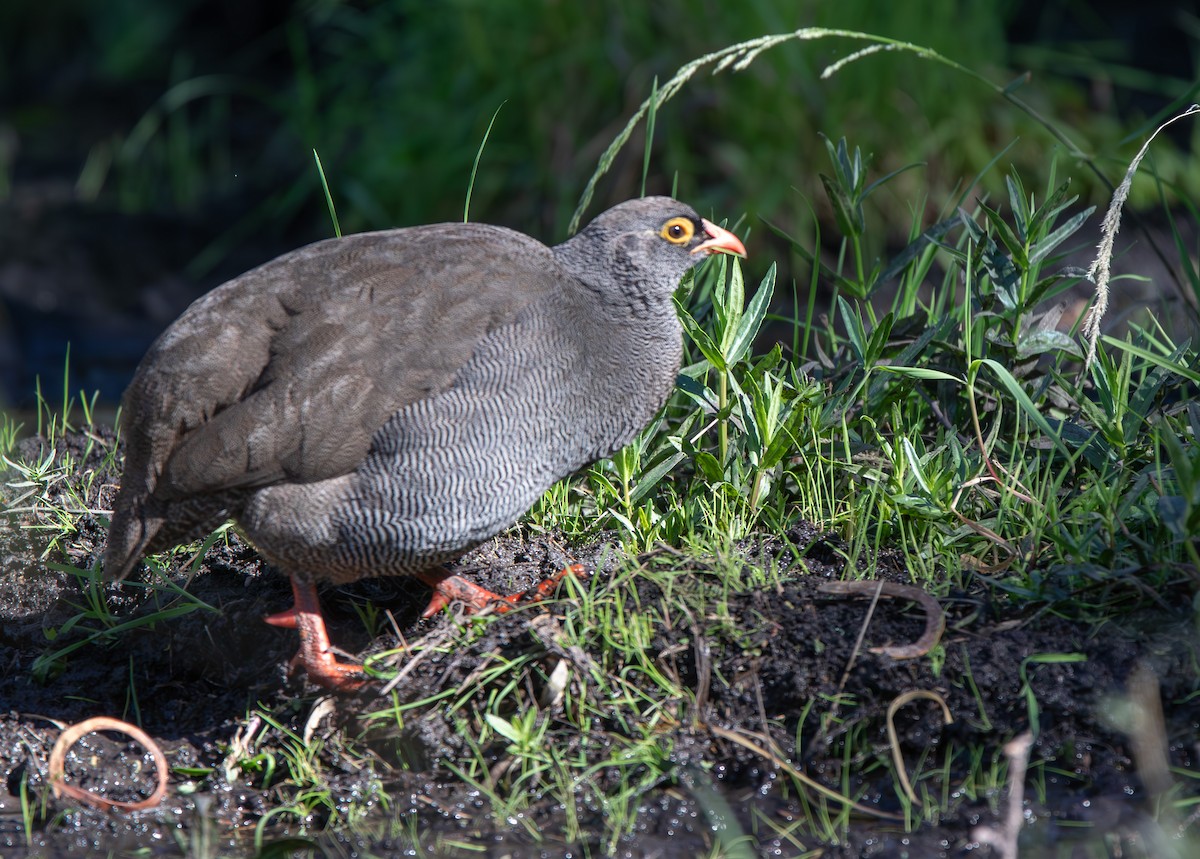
[104,197,739,587]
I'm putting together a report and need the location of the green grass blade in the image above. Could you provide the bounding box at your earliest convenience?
[1028,208,1094,265]
[312,148,342,238]
[464,101,506,223]
[640,77,658,199]
[977,358,1070,457]
[1102,336,1200,384]
[676,301,727,372]
[725,262,776,366]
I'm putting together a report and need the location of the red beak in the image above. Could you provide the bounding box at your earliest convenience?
[692,218,747,257]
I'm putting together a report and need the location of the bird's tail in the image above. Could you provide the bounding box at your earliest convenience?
[103,497,160,581]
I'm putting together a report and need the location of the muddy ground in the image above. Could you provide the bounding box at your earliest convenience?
[1,431,1198,858]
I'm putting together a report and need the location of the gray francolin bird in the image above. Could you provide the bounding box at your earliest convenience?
[104,197,746,690]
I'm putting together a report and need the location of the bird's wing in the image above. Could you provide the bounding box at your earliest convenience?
[121,223,556,500]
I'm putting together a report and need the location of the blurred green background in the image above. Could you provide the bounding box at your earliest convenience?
[1,0,1197,410]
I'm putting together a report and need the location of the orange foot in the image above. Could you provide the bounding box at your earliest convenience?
[263,577,366,692]
[415,564,584,618]
[262,565,583,692]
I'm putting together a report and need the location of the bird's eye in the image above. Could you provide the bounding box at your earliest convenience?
[660,217,695,245]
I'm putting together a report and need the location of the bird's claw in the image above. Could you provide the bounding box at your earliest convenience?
[418,563,584,618]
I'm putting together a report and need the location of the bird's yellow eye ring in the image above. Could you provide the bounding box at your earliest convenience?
[660,217,695,245]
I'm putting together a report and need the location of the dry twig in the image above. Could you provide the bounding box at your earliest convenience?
[818,580,946,659]
[972,731,1034,859]
[885,690,954,806]
[49,716,169,812]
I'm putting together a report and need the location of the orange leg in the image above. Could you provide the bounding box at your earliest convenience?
[263,577,366,691]
[416,564,583,618]
[262,565,582,691]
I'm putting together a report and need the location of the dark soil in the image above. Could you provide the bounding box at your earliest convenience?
[1,432,1198,858]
